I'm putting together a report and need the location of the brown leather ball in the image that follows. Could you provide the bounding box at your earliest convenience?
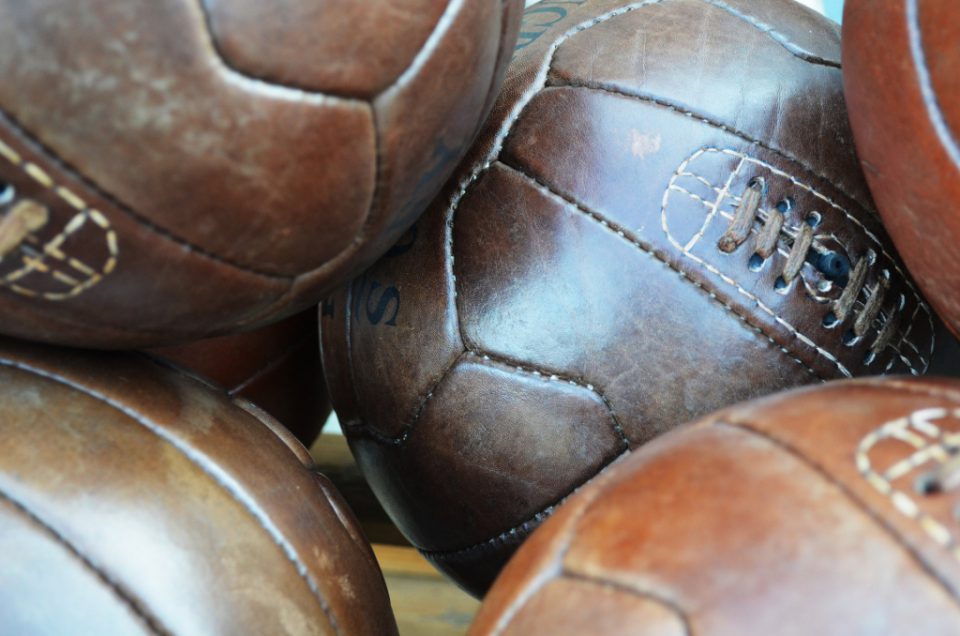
[472,377,960,635]
[0,338,396,635]
[843,0,960,337]
[320,0,938,596]
[0,0,523,348]
[150,309,330,446]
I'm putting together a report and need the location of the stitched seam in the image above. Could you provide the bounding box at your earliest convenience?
[0,137,118,300]
[547,80,936,368]
[498,158,825,382]
[696,0,840,68]
[343,348,630,451]
[0,108,292,281]
[374,0,468,101]
[662,148,914,377]
[0,357,342,635]
[560,570,694,635]
[719,418,960,606]
[856,407,960,559]
[342,349,466,446]
[421,446,630,561]
[907,0,960,171]
[194,0,365,102]
[669,148,927,371]
[0,487,169,635]
[488,457,629,636]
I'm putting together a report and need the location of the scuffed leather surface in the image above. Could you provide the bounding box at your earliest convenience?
[0,0,522,347]
[150,309,329,446]
[321,0,937,597]
[0,337,397,636]
[843,0,960,336]
[473,378,960,636]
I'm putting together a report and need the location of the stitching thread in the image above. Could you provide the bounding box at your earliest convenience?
[0,138,117,300]
[0,487,169,635]
[0,356,343,636]
[661,147,928,376]
[344,349,630,449]
[499,159,825,382]
[0,108,292,281]
[548,81,936,370]
[856,407,960,560]
[721,417,960,608]
[697,0,840,68]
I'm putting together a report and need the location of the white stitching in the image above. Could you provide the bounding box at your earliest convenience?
[501,161,823,381]
[662,147,931,376]
[857,407,960,561]
[0,138,118,301]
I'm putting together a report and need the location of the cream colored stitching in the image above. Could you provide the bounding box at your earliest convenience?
[0,138,117,300]
[857,408,960,556]
[671,182,925,373]
[661,147,929,376]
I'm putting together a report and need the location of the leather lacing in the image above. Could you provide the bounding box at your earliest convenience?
[0,181,49,259]
[718,177,898,365]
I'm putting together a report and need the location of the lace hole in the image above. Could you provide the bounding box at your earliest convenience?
[816,251,850,282]
[805,211,822,227]
[0,181,14,206]
[774,276,790,293]
[842,328,860,346]
[863,350,877,365]
[822,311,840,328]
[776,197,795,213]
[748,253,764,272]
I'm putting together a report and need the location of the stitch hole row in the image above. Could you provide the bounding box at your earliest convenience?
[748,253,765,271]
[842,328,860,346]
[822,311,840,328]
[0,181,14,207]
[774,276,790,293]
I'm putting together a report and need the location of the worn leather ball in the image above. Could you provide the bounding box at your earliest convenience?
[843,0,960,337]
[151,309,329,446]
[321,0,938,596]
[0,338,396,635]
[0,0,522,348]
[472,377,960,635]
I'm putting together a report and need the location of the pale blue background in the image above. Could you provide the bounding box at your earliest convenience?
[824,0,844,23]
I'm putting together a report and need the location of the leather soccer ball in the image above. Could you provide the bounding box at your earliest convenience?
[321,0,937,596]
[0,0,522,347]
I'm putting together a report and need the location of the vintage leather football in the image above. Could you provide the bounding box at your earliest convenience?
[0,0,522,348]
[0,338,397,635]
[151,309,329,446]
[843,0,960,337]
[472,377,960,635]
[320,0,937,596]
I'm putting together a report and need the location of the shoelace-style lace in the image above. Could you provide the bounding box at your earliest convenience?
[0,182,48,259]
[717,177,898,364]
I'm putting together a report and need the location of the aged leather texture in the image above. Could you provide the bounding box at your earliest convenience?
[150,309,329,446]
[320,0,938,597]
[843,0,960,337]
[472,377,960,636]
[0,337,397,636]
[0,0,523,348]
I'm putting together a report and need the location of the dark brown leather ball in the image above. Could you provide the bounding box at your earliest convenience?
[0,0,523,348]
[472,377,960,635]
[320,0,938,596]
[0,337,397,635]
[150,309,330,446]
[843,0,960,337]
